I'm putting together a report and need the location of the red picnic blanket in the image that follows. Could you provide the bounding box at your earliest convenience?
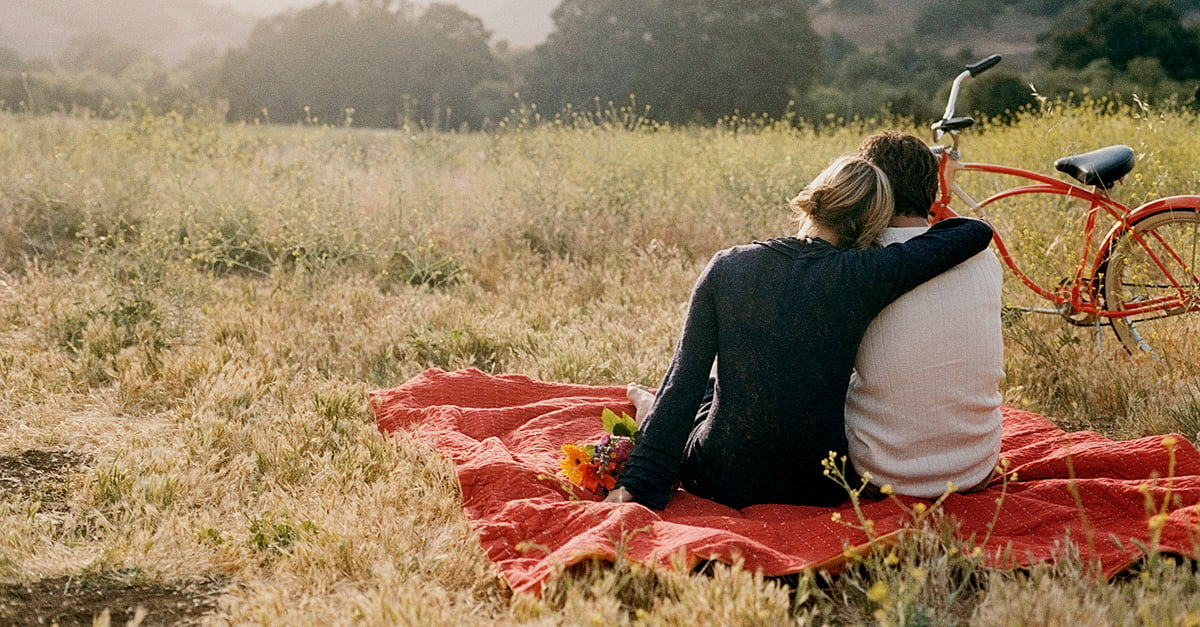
[370,367,1200,594]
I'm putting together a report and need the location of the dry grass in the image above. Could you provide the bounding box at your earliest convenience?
[1,101,1200,624]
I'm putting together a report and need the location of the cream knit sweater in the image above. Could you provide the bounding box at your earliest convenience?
[845,226,1005,498]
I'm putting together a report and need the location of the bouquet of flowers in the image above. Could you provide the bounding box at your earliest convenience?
[559,408,640,497]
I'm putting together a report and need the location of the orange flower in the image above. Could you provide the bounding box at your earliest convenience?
[560,443,589,485]
[579,461,603,493]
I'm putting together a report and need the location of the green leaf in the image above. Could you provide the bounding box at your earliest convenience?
[601,407,620,434]
[602,407,639,438]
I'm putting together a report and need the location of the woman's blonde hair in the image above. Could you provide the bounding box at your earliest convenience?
[789,156,894,249]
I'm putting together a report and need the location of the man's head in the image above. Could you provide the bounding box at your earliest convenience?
[857,131,939,219]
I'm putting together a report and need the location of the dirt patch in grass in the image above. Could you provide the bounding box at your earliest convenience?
[0,571,226,626]
[0,453,227,624]
[0,450,90,509]
[0,449,91,489]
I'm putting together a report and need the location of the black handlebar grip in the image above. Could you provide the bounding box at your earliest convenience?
[966,54,1002,77]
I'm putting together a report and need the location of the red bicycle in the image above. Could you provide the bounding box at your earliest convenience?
[929,54,1200,366]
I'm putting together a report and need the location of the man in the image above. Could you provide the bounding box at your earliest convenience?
[846,131,1005,498]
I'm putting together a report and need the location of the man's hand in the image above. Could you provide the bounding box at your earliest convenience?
[604,486,635,503]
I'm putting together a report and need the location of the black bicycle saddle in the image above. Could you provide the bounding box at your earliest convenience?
[1054,145,1135,189]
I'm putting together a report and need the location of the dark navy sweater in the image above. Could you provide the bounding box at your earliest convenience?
[615,218,994,510]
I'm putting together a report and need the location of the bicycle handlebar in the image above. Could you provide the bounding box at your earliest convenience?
[936,54,1003,140]
[967,54,1002,77]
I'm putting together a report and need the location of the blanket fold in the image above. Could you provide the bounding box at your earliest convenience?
[371,368,1200,594]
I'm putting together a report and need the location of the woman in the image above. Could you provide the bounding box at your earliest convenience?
[606,156,993,510]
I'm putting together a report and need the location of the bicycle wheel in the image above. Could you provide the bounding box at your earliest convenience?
[1102,209,1200,366]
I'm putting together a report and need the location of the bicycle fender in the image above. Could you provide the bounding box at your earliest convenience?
[1124,195,1200,224]
[1094,195,1200,268]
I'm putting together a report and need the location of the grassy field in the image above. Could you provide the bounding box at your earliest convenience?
[2,100,1200,624]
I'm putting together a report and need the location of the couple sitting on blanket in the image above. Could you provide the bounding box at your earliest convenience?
[606,131,1005,511]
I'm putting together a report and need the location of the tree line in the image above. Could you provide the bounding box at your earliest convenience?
[2,0,1199,128]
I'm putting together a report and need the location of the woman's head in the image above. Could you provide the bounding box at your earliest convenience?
[789,156,894,249]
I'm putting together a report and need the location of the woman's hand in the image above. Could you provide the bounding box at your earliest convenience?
[604,486,635,503]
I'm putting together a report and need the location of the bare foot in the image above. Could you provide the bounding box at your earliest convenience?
[626,383,656,426]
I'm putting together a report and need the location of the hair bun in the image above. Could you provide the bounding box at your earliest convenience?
[806,185,833,219]
[790,184,827,219]
[789,155,895,249]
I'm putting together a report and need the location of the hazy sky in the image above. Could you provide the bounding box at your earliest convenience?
[231,0,304,14]
[231,0,555,47]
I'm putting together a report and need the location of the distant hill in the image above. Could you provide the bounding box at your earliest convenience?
[0,0,555,66]
[0,0,256,64]
[809,1,1044,70]
[222,0,558,49]
[12,0,1188,72]
[442,0,558,48]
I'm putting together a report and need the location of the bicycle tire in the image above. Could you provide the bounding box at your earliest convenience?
[1102,208,1200,365]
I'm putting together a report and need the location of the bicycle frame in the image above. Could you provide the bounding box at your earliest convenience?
[931,137,1130,319]
[929,55,1200,324]
[925,54,1200,362]
[934,142,1200,321]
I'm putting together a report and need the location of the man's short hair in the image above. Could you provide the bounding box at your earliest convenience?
[858,131,939,219]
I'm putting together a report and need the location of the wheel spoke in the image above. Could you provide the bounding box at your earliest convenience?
[1103,210,1200,367]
